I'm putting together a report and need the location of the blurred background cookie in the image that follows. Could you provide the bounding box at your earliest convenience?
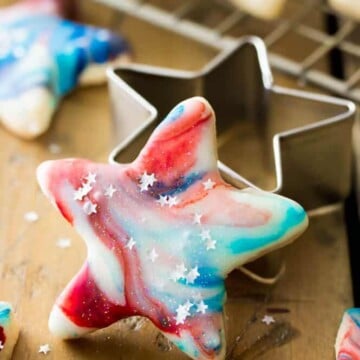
[0,0,131,139]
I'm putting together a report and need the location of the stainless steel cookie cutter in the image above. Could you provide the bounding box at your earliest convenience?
[97,0,360,103]
[107,36,356,211]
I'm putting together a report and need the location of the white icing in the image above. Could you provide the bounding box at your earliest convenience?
[49,305,94,339]
[62,183,127,306]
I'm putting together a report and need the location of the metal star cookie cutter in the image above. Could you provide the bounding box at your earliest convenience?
[107,36,356,211]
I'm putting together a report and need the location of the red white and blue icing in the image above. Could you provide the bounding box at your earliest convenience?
[336,308,360,360]
[0,0,130,138]
[0,303,10,350]
[0,302,18,358]
[37,97,308,360]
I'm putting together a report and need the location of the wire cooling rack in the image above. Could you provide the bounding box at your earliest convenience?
[96,0,360,102]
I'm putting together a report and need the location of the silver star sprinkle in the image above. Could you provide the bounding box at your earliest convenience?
[148,248,159,263]
[83,200,97,215]
[104,184,117,198]
[139,172,157,192]
[200,229,211,241]
[157,195,169,207]
[202,178,216,190]
[38,344,51,355]
[206,238,217,251]
[185,266,200,284]
[175,302,191,325]
[85,172,97,185]
[73,187,85,201]
[193,213,203,225]
[48,143,62,154]
[56,237,72,249]
[196,300,208,314]
[170,263,187,281]
[81,182,93,196]
[24,211,39,223]
[262,315,275,325]
[126,237,136,250]
[183,300,194,312]
[73,182,92,201]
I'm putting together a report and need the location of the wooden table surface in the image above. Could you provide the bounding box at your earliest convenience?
[0,1,354,359]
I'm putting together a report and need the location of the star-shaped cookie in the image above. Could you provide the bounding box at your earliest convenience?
[37,97,308,360]
[0,0,130,139]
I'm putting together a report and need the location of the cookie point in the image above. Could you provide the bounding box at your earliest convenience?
[49,306,88,339]
[37,160,56,195]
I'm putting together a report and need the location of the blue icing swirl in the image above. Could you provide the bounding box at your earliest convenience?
[347,308,360,328]
[0,304,11,326]
[228,204,307,254]
[156,172,204,197]
[0,13,129,99]
[163,104,185,123]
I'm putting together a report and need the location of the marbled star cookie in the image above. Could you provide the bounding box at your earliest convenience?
[0,0,130,139]
[37,97,308,360]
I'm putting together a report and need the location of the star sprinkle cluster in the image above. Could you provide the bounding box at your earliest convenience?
[37,97,308,360]
[139,172,157,192]
[73,172,101,216]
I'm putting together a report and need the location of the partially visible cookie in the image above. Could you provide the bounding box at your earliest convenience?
[0,0,130,139]
[0,302,19,359]
[228,0,287,19]
[329,0,360,20]
[335,308,360,360]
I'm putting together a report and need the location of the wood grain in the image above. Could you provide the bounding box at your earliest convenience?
[0,1,354,359]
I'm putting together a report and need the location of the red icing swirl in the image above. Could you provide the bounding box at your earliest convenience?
[0,326,6,350]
